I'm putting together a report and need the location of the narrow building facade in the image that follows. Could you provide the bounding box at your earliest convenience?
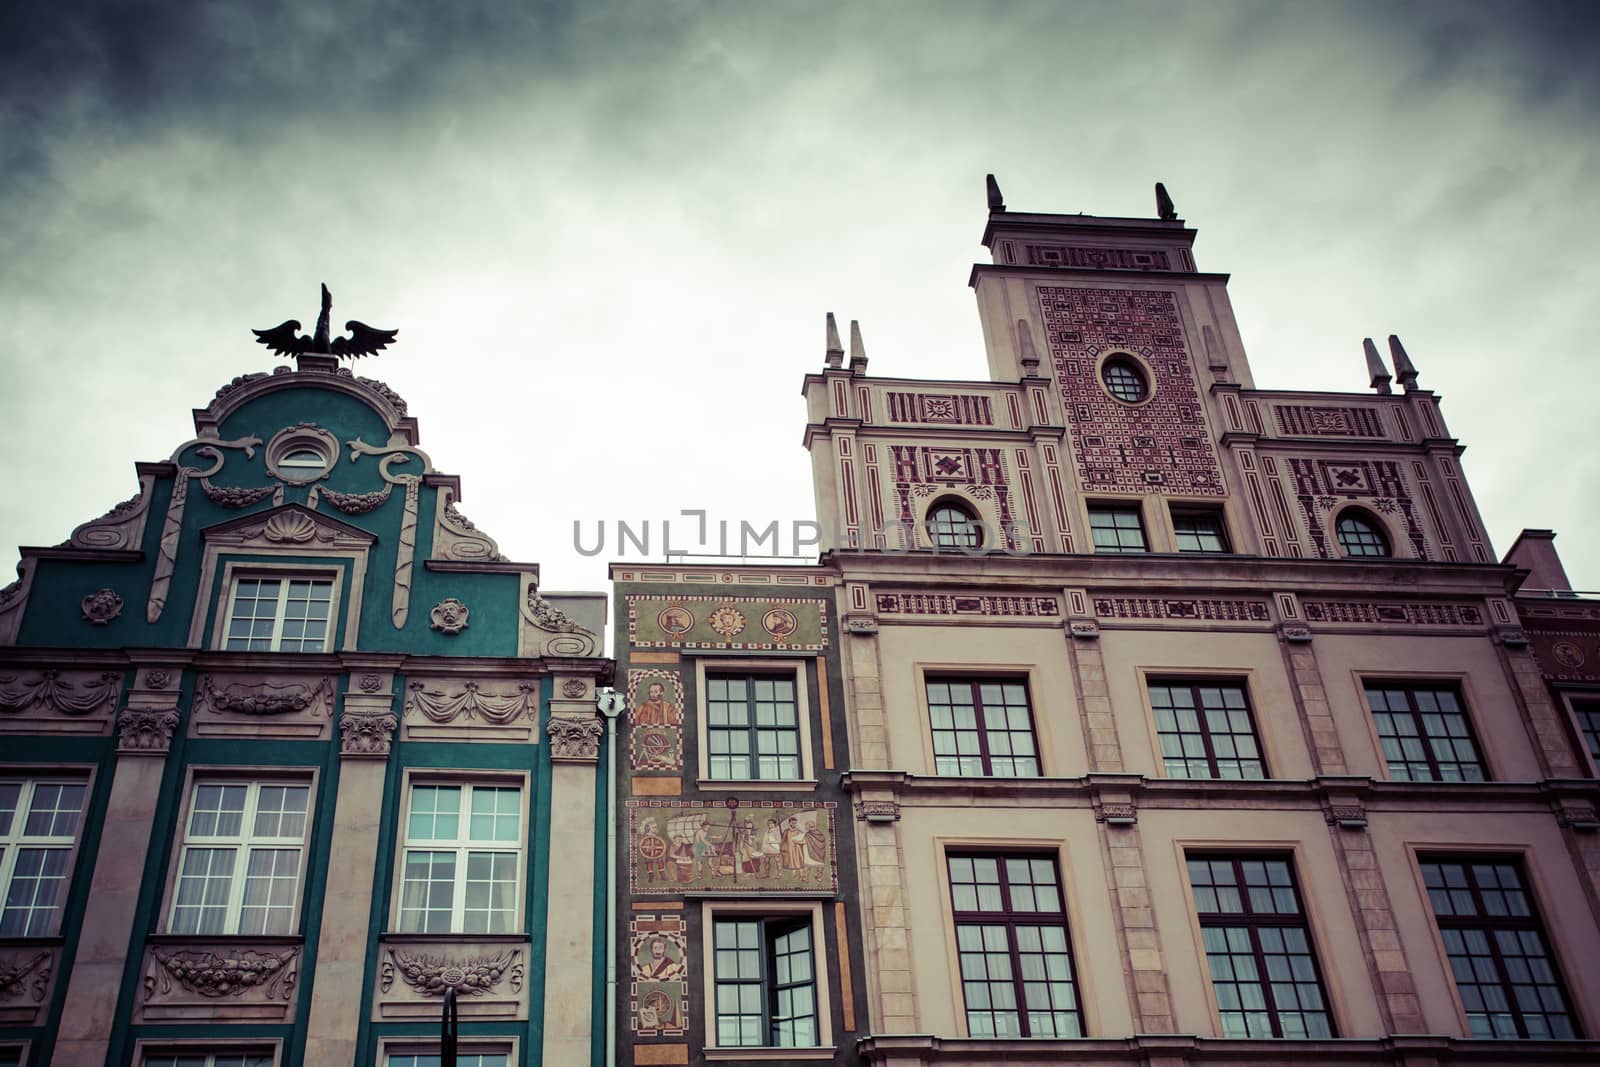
[801,181,1600,1064]
[0,341,612,1066]
[608,564,871,1066]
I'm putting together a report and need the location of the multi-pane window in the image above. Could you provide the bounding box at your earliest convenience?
[0,778,87,937]
[1364,684,1485,782]
[398,783,521,934]
[1572,699,1600,773]
[706,674,801,781]
[947,854,1082,1038]
[1187,854,1334,1039]
[224,576,334,652]
[387,1056,507,1067]
[926,501,982,550]
[1336,513,1390,557]
[926,679,1039,778]
[1420,857,1577,1039]
[144,1055,273,1067]
[1101,357,1149,403]
[1088,505,1147,553]
[170,782,310,936]
[1149,681,1266,779]
[713,917,819,1048]
[1172,509,1231,553]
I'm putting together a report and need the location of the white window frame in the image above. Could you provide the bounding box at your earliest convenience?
[0,775,90,938]
[693,658,817,791]
[164,776,314,937]
[701,900,834,1059]
[392,774,528,935]
[131,1040,281,1067]
[218,570,340,654]
[375,1037,517,1067]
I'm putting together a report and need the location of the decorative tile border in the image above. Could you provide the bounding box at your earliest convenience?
[1093,597,1270,623]
[1300,600,1484,627]
[874,593,1060,618]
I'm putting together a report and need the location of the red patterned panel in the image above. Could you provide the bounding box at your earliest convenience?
[1038,287,1224,495]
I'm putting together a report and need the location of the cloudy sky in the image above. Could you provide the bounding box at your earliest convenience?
[3,0,1597,598]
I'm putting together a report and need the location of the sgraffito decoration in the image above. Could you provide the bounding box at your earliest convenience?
[1273,405,1386,439]
[1300,600,1483,627]
[630,800,836,895]
[1037,285,1224,495]
[628,596,827,651]
[630,914,688,1037]
[627,669,684,773]
[875,593,1060,618]
[1093,597,1271,623]
[1288,457,1429,559]
[888,444,1020,548]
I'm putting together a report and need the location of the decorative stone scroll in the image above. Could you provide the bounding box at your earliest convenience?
[431,485,507,562]
[68,472,156,550]
[547,715,604,763]
[429,598,470,634]
[374,939,527,1020]
[149,436,262,622]
[629,800,837,895]
[348,439,433,628]
[0,947,55,1025]
[630,914,688,1037]
[139,943,299,1022]
[118,708,181,753]
[339,710,397,757]
[523,590,600,657]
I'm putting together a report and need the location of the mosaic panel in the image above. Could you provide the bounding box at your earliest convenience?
[629,800,836,895]
[885,392,994,425]
[1274,405,1385,438]
[1093,597,1270,622]
[627,596,827,651]
[630,913,689,1037]
[874,593,1061,617]
[1301,601,1484,627]
[628,669,683,774]
[1037,286,1224,495]
[1288,458,1428,558]
[1026,245,1172,271]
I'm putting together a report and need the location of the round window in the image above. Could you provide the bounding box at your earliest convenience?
[265,425,339,484]
[1101,357,1149,403]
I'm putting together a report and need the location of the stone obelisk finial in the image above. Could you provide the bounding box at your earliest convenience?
[1363,338,1393,394]
[824,312,844,369]
[986,174,1006,212]
[1388,334,1419,391]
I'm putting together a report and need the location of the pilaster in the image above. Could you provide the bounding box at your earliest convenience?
[1274,617,1348,774]
[1088,777,1175,1033]
[541,675,602,1066]
[52,684,178,1066]
[1496,636,1583,777]
[303,672,398,1067]
[1066,617,1122,771]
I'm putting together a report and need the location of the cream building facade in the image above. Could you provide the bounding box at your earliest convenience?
[805,181,1600,1065]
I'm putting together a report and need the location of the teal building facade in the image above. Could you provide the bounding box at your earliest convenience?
[0,350,613,1066]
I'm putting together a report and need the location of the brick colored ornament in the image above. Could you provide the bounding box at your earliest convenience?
[875,593,1060,617]
[1037,286,1224,495]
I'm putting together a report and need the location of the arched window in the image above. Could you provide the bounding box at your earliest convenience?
[926,500,982,550]
[1336,511,1391,558]
[279,449,329,478]
[1101,356,1149,403]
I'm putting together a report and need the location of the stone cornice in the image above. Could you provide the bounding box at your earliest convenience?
[856,1032,1600,1064]
[424,560,540,575]
[819,548,1520,597]
[968,263,1230,289]
[17,546,142,563]
[840,770,1599,816]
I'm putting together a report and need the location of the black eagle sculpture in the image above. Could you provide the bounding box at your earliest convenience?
[252,284,398,359]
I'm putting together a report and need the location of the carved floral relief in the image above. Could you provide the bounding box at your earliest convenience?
[138,944,300,1022]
